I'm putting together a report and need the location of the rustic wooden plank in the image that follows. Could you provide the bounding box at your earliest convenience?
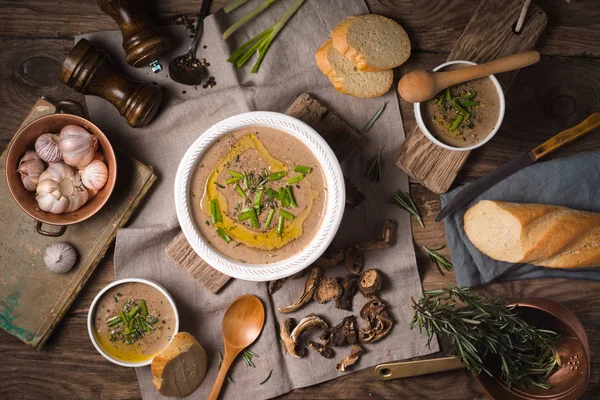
[396,0,547,194]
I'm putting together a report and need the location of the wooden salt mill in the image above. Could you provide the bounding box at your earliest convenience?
[58,38,162,128]
[98,0,171,71]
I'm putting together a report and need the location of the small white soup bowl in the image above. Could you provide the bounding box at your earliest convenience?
[414,60,506,152]
[87,278,180,367]
[174,111,346,282]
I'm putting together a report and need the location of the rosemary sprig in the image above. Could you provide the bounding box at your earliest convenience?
[241,349,258,367]
[366,145,384,182]
[410,287,562,391]
[423,245,453,275]
[390,190,424,228]
[260,369,273,385]
[364,103,386,132]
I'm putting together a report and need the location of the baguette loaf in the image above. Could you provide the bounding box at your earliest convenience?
[315,39,393,98]
[464,200,600,269]
[151,332,208,397]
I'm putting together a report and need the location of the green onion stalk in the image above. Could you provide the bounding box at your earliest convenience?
[223,0,279,40]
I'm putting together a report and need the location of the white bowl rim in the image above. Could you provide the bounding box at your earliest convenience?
[414,60,506,152]
[87,278,180,368]
[174,111,346,281]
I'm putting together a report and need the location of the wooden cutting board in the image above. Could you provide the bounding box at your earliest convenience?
[165,93,361,293]
[396,0,547,194]
[0,97,156,349]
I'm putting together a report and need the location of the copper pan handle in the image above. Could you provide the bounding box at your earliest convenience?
[374,356,464,381]
[55,99,86,118]
[35,221,67,237]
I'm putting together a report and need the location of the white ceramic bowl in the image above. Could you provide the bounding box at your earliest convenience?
[87,278,180,367]
[414,60,506,151]
[174,111,346,281]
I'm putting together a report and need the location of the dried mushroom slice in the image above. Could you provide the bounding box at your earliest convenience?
[314,248,345,269]
[268,279,284,294]
[358,269,382,297]
[281,314,329,359]
[321,315,358,347]
[336,275,359,311]
[280,318,304,358]
[345,178,365,207]
[344,244,364,275]
[313,277,343,304]
[358,298,393,343]
[336,345,364,372]
[290,314,329,342]
[277,266,321,314]
[307,340,335,358]
[356,220,394,251]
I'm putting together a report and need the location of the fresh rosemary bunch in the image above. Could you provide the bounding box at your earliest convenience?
[410,287,562,391]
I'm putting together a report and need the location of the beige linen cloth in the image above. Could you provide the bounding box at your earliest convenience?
[80,0,438,398]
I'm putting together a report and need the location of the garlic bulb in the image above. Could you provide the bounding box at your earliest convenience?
[35,133,62,163]
[59,125,98,168]
[36,162,89,214]
[18,150,45,191]
[43,242,77,274]
[80,160,108,191]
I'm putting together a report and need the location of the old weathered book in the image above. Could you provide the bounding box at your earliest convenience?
[0,98,156,349]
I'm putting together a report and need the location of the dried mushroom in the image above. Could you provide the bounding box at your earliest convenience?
[358,298,393,343]
[313,277,343,304]
[358,269,382,297]
[307,340,335,358]
[344,244,364,275]
[321,315,358,347]
[278,266,321,313]
[336,275,359,311]
[345,178,365,207]
[268,279,284,294]
[281,314,329,359]
[336,345,363,372]
[356,220,394,250]
[314,248,345,269]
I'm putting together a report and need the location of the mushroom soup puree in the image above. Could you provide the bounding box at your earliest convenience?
[190,127,327,264]
[93,282,176,363]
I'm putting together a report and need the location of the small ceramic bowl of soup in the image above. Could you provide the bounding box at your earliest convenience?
[415,60,505,151]
[175,112,346,282]
[88,278,179,367]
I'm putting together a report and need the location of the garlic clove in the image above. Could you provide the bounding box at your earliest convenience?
[43,242,77,274]
[59,125,98,168]
[80,160,108,191]
[36,192,69,214]
[18,151,45,191]
[35,133,62,163]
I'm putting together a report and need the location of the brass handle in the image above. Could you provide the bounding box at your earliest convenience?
[529,113,600,160]
[35,221,68,237]
[374,356,464,381]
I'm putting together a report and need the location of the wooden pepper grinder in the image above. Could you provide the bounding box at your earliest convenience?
[98,0,171,72]
[58,38,162,128]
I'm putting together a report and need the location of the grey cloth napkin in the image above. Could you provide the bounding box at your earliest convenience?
[442,150,600,288]
[80,1,437,399]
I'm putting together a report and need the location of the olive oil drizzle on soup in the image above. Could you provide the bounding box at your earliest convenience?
[190,128,327,264]
[422,64,500,148]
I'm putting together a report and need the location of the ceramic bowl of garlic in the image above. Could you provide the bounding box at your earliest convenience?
[5,101,117,236]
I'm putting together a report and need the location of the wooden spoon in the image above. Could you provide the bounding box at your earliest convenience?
[208,295,265,400]
[398,51,540,103]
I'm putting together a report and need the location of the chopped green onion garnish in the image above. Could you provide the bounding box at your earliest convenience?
[460,101,479,108]
[286,186,297,207]
[461,90,477,100]
[120,310,128,324]
[243,174,249,189]
[450,98,470,118]
[449,115,464,131]
[225,176,242,185]
[268,171,287,181]
[254,189,263,207]
[266,188,279,199]
[277,215,284,237]
[280,189,290,207]
[214,200,223,222]
[235,184,247,199]
[294,165,312,174]
[210,199,222,224]
[280,210,294,220]
[265,209,275,228]
[107,316,121,327]
[238,208,254,221]
[216,227,232,243]
[126,306,140,320]
[140,300,148,317]
[215,182,225,189]
[445,88,452,101]
[228,170,244,178]
[288,174,304,184]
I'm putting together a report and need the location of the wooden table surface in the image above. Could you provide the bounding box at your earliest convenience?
[1,0,599,399]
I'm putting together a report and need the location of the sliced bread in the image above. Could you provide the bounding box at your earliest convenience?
[315,39,393,98]
[332,14,411,72]
[151,332,208,398]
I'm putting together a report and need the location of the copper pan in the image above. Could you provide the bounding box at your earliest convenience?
[5,100,117,236]
[375,298,590,400]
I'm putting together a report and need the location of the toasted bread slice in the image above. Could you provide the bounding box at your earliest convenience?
[332,14,411,72]
[315,39,393,98]
[151,332,208,398]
